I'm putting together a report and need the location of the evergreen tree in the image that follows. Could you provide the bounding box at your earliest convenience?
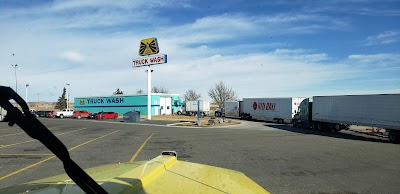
[55,87,67,110]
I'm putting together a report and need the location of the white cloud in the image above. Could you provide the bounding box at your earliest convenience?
[348,53,400,66]
[364,30,400,46]
[61,51,85,63]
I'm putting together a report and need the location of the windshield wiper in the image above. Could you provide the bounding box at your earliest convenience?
[0,86,108,194]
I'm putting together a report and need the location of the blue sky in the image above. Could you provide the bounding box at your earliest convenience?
[0,0,399,102]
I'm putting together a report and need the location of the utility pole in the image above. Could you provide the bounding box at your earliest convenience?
[66,83,70,109]
[37,92,40,109]
[25,84,29,104]
[11,64,18,93]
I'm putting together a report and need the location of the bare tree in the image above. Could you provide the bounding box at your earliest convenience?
[152,86,169,93]
[136,89,144,94]
[113,88,123,95]
[184,89,202,101]
[208,81,237,107]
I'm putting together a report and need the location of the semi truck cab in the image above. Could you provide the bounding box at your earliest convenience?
[293,98,312,128]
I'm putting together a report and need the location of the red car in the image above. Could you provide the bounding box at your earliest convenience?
[46,111,54,118]
[96,112,118,120]
[72,110,92,119]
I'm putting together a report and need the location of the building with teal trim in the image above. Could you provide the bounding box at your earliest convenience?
[74,93,183,116]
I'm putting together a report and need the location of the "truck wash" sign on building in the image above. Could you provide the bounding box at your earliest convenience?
[80,97,125,105]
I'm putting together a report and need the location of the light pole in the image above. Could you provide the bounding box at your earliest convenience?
[66,83,70,109]
[25,84,29,104]
[11,64,18,93]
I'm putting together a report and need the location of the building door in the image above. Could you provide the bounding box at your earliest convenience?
[165,97,172,115]
[160,97,166,115]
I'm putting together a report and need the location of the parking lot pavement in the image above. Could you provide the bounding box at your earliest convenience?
[1,118,399,194]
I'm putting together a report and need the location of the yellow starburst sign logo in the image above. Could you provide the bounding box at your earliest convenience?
[139,37,159,56]
[80,99,85,105]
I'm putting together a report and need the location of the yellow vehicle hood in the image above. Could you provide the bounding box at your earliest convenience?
[1,155,269,194]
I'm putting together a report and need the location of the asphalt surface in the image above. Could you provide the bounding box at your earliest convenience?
[1,118,399,194]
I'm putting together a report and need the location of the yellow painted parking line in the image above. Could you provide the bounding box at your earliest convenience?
[0,132,24,138]
[130,133,154,162]
[68,130,119,151]
[0,140,35,149]
[0,153,54,156]
[0,130,120,181]
[55,128,87,136]
[0,156,56,181]
[0,128,86,149]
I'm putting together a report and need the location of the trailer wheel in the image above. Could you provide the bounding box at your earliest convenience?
[388,130,400,144]
[293,121,298,127]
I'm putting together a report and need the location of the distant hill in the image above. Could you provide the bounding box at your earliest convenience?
[11,102,74,111]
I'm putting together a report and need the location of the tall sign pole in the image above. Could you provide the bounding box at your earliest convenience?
[132,37,167,120]
[147,65,151,120]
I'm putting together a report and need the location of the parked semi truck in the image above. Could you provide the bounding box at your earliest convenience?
[177,100,210,116]
[240,97,305,123]
[292,94,400,143]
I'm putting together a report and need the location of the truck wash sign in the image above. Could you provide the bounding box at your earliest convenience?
[80,97,124,105]
[132,54,167,67]
[253,102,276,111]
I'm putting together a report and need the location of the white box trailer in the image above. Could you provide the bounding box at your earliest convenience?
[312,94,400,130]
[293,94,400,143]
[184,100,210,116]
[241,97,306,123]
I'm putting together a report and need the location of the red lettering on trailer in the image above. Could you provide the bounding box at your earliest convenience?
[254,102,276,111]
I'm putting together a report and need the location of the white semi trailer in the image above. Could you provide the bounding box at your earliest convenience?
[177,100,210,116]
[241,97,306,123]
[292,94,400,143]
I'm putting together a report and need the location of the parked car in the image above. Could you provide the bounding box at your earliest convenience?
[46,111,54,118]
[72,110,92,119]
[30,111,39,118]
[37,110,52,117]
[88,112,100,119]
[55,109,74,118]
[96,112,118,120]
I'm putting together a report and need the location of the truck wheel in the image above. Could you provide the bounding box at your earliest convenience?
[78,115,81,119]
[177,111,182,115]
[60,115,64,119]
[215,112,220,117]
[334,124,342,132]
[293,121,298,127]
[388,130,400,144]
[317,123,323,131]
[102,116,105,120]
